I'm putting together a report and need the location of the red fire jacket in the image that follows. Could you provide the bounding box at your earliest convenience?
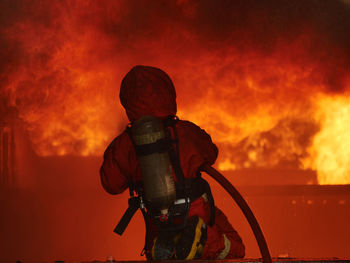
[100,65,245,259]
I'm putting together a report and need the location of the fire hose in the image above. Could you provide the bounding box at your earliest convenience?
[201,164,272,263]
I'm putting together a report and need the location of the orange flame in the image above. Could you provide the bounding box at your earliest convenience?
[2,0,350,185]
[303,94,350,184]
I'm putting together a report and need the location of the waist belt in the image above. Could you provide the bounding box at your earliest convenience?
[114,176,215,235]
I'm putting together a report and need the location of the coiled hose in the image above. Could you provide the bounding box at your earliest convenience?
[201,164,272,263]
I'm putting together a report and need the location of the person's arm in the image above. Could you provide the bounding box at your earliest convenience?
[100,137,129,195]
[190,123,218,166]
[177,120,218,177]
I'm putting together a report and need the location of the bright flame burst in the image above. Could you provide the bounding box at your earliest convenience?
[2,0,350,185]
[303,94,350,184]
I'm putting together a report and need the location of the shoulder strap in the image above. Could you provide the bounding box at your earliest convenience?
[163,116,187,188]
[164,116,215,226]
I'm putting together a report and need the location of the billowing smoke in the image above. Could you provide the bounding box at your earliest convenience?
[1,0,350,183]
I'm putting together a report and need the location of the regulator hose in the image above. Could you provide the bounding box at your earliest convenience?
[201,164,272,263]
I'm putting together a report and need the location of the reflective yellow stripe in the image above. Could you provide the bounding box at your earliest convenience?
[151,237,157,260]
[184,217,204,260]
[217,234,231,259]
[202,193,208,202]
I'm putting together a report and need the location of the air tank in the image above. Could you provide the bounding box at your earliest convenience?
[131,115,176,215]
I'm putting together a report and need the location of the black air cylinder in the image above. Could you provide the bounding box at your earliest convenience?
[131,115,176,214]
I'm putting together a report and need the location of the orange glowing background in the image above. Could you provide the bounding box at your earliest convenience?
[1,0,350,185]
[2,1,350,262]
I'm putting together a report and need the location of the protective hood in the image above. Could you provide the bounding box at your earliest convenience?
[119,65,177,122]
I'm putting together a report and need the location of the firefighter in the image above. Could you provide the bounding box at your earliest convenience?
[100,65,245,260]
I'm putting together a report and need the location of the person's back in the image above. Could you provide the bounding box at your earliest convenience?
[100,65,245,259]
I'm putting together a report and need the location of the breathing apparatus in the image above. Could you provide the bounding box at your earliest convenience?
[131,115,177,218]
[114,115,272,263]
[114,115,195,235]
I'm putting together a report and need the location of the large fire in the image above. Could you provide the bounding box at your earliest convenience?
[1,0,350,184]
[302,94,350,184]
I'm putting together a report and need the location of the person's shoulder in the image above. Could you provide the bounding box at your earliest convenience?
[177,119,208,134]
[105,129,130,152]
[177,119,200,128]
